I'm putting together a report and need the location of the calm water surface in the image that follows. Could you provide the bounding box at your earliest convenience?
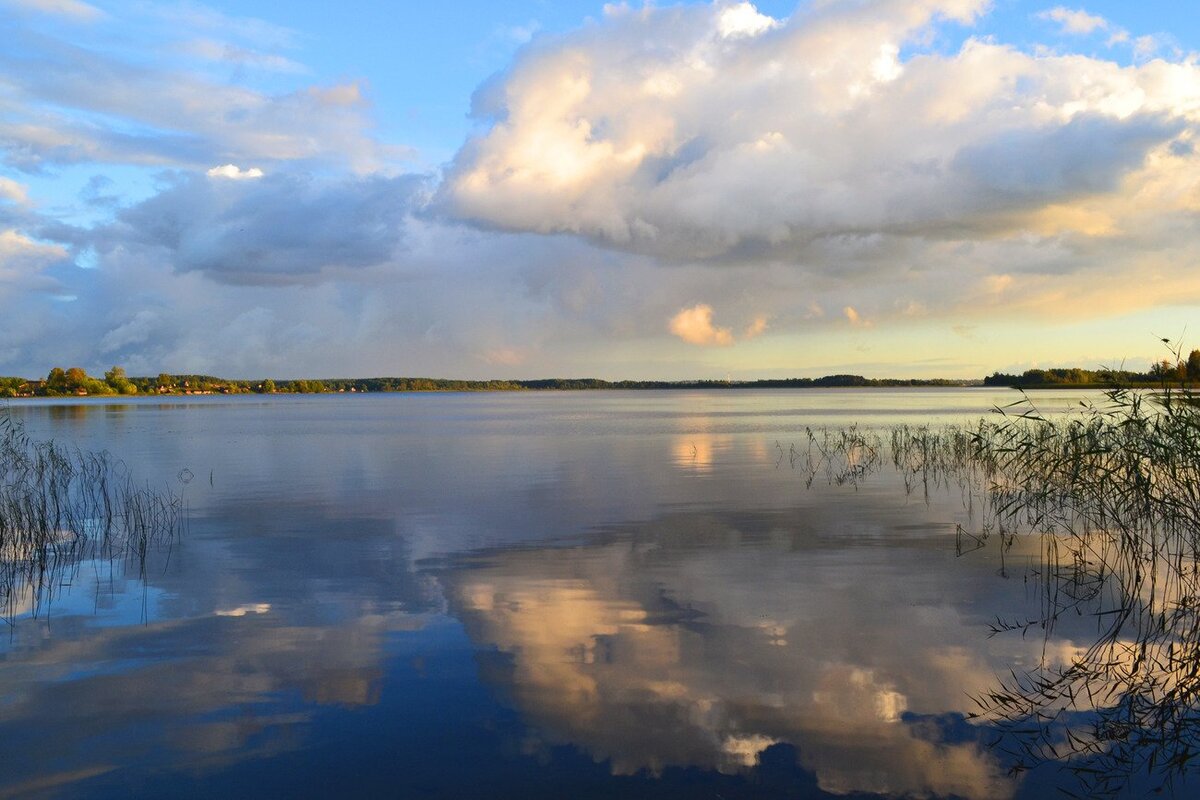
[0,389,1166,798]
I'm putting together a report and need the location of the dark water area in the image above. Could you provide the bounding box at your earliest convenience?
[0,389,1191,798]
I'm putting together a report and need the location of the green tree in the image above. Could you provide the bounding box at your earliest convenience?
[64,367,87,391]
[104,366,137,394]
[45,367,68,395]
[1151,360,1177,381]
[1187,350,1200,382]
[261,379,276,393]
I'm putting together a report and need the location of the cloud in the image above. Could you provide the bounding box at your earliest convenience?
[0,177,29,205]
[0,228,67,269]
[743,315,768,339]
[144,2,301,51]
[669,304,734,346]
[4,0,1200,381]
[0,23,392,173]
[443,0,1196,263]
[0,228,69,299]
[4,0,103,22]
[1037,7,1110,36]
[99,309,161,353]
[206,164,264,180]
[180,39,308,74]
[716,2,778,39]
[1133,34,1161,60]
[497,21,541,46]
[480,347,525,366]
[85,170,426,285]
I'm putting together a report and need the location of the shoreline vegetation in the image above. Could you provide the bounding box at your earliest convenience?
[1,351,1199,397]
[0,350,1195,400]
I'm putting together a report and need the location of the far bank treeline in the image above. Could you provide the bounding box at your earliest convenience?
[0,366,974,398]
[982,349,1200,388]
[4,353,1199,398]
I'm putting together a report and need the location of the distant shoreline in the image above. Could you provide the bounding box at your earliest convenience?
[4,363,1191,399]
[3,376,982,398]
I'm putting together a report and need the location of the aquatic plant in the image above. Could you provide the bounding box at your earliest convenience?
[885,385,1200,795]
[778,425,883,489]
[789,382,1200,795]
[0,410,186,621]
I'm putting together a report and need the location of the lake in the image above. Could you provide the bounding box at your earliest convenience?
[0,388,1187,798]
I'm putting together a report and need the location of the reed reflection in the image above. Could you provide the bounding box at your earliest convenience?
[837,391,1200,796]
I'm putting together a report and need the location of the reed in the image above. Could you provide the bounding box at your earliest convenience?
[778,425,883,489]
[0,410,186,621]
[952,388,1200,796]
[790,385,1200,794]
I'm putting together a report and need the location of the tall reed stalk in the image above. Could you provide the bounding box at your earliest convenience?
[790,385,1200,794]
[885,388,1200,795]
[0,410,186,621]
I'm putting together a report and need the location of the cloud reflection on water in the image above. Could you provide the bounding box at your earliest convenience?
[436,507,1048,799]
[0,392,1131,798]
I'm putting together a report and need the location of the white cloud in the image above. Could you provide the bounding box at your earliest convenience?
[498,20,541,46]
[206,164,264,180]
[0,28,392,173]
[716,2,778,39]
[1133,34,1161,60]
[0,177,29,205]
[1038,7,1110,36]
[100,309,161,353]
[0,229,69,300]
[5,0,103,22]
[144,3,300,51]
[670,303,734,346]
[0,229,66,270]
[181,39,308,74]
[444,0,1199,264]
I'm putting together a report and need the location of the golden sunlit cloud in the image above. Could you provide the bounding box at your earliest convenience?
[743,315,769,340]
[668,306,769,347]
[669,304,734,347]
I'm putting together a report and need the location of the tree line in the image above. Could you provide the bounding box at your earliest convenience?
[5,356,1198,398]
[983,350,1200,388]
[1,367,976,397]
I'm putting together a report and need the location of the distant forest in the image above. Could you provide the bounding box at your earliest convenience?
[2,353,1198,398]
[0,366,971,397]
[983,349,1200,388]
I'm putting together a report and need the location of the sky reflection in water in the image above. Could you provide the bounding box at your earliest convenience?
[0,390,1177,798]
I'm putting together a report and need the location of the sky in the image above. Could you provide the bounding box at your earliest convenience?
[1,0,1199,380]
